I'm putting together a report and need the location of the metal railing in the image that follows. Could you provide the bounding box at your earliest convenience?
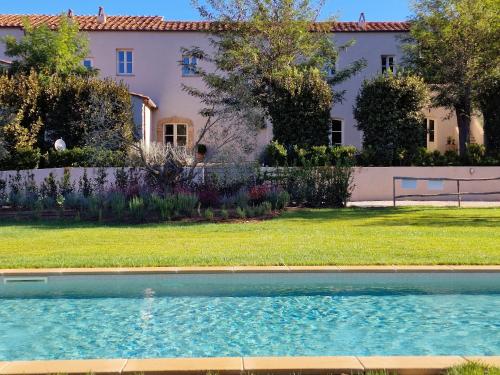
[392,176,500,207]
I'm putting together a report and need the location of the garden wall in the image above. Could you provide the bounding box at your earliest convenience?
[351,166,500,202]
[1,166,500,202]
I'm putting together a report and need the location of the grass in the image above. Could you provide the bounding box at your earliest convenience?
[0,207,499,269]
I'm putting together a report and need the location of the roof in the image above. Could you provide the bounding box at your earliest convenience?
[0,59,12,65]
[0,14,410,33]
[130,92,158,109]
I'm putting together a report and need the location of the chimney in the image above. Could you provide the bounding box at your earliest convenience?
[67,9,73,18]
[97,6,107,24]
[358,12,366,30]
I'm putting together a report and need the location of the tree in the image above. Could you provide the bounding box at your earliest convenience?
[354,73,429,166]
[0,72,134,155]
[403,0,500,155]
[267,67,332,147]
[2,15,92,76]
[479,79,500,157]
[185,0,365,150]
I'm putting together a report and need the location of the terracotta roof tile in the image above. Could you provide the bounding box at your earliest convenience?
[0,14,410,33]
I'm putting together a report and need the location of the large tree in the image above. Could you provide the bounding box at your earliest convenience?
[354,73,429,166]
[2,15,92,76]
[184,0,365,149]
[403,0,500,155]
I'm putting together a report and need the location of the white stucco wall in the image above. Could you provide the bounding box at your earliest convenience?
[0,26,483,157]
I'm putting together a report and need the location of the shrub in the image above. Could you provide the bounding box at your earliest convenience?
[128,196,145,222]
[45,147,126,168]
[197,188,220,208]
[106,192,127,217]
[260,201,273,215]
[220,208,229,220]
[175,193,198,218]
[0,178,6,204]
[248,184,271,204]
[236,206,246,219]
[0,147,41,170]
[58,169,74,196]
[262,140,288,166]
[354,73,429,166]
[40,173,58,200]
[204,208,215,221]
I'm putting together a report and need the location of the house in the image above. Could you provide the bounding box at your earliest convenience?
[0,9,484,157]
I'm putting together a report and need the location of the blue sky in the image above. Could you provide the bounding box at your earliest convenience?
[0,0,412,21]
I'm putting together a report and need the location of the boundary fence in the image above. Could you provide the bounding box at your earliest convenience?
[392,176,500,207]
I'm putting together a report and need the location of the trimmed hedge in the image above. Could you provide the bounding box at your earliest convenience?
[0,147,126,170]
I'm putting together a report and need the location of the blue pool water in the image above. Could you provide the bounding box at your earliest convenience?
[0,272,499,360]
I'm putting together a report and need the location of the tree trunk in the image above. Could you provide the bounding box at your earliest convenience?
[456,108,470,155]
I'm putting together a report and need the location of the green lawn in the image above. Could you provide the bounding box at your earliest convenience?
[0,207,499,268]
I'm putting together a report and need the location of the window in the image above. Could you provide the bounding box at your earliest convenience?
[164,124,188,147]
[182,56,198,76]
[427,119,435,143]
[83,58,93,69]
[381,55,395,74]
[331,119,343,146]
[117,49,133,75]
[324,62,337,77]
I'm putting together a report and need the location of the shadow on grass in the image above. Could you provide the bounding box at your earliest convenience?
[282,207,500,228]
[1,206,499,230]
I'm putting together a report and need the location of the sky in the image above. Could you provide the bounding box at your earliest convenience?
[0,0,412,22]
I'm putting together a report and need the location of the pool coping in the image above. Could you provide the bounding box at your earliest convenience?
[1,265,500,276]
[0,356,499,375]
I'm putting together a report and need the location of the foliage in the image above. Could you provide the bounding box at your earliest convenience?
[267,67,333,147]
[185,0,365,151]
[478,79,500,158]
[0,147,41,170]
[272,164,354,208]
[128,196,146,222]
[204,208,215,221]
[403,0,500,155]
[2,15,92,77]
[44,147,126,168]
[446,362,500,375]
[354,73,429,166]
[0,71,134,157]
[262,141,357,167]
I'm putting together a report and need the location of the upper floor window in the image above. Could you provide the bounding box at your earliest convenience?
[324,62,337,78]
[83,58,93,69]
[331,119,343,146]
[117,49,133,75]
[164,123,188,147]
[381,55,395,74]
[182,56,198,77]
[426,119,435,143]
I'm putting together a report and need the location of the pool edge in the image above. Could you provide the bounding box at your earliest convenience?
[1,265,500,276]
[0,356,499,375]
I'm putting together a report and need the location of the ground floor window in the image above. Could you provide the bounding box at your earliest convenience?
[164,123,188,147]
[426,119,435,143]
[331,119,343,146]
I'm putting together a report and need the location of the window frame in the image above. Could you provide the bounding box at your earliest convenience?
[182,55,199,77]
[83,58,93,69]
[330,118,344,146]
[427,118,436,144]
[116,49,134,76]
[163,123,188,147]
[381,55,395,74]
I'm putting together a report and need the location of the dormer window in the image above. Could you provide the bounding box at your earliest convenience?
[381,55,395,74]
[182,56,198,77]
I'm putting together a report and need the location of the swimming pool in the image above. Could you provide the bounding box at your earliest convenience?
[0,272,499,360]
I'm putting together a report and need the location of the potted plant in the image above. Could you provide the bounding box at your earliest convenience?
[196,144,207,162]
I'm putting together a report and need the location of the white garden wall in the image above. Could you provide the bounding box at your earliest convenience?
[1,166,500,202]
[351,167,500,202]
